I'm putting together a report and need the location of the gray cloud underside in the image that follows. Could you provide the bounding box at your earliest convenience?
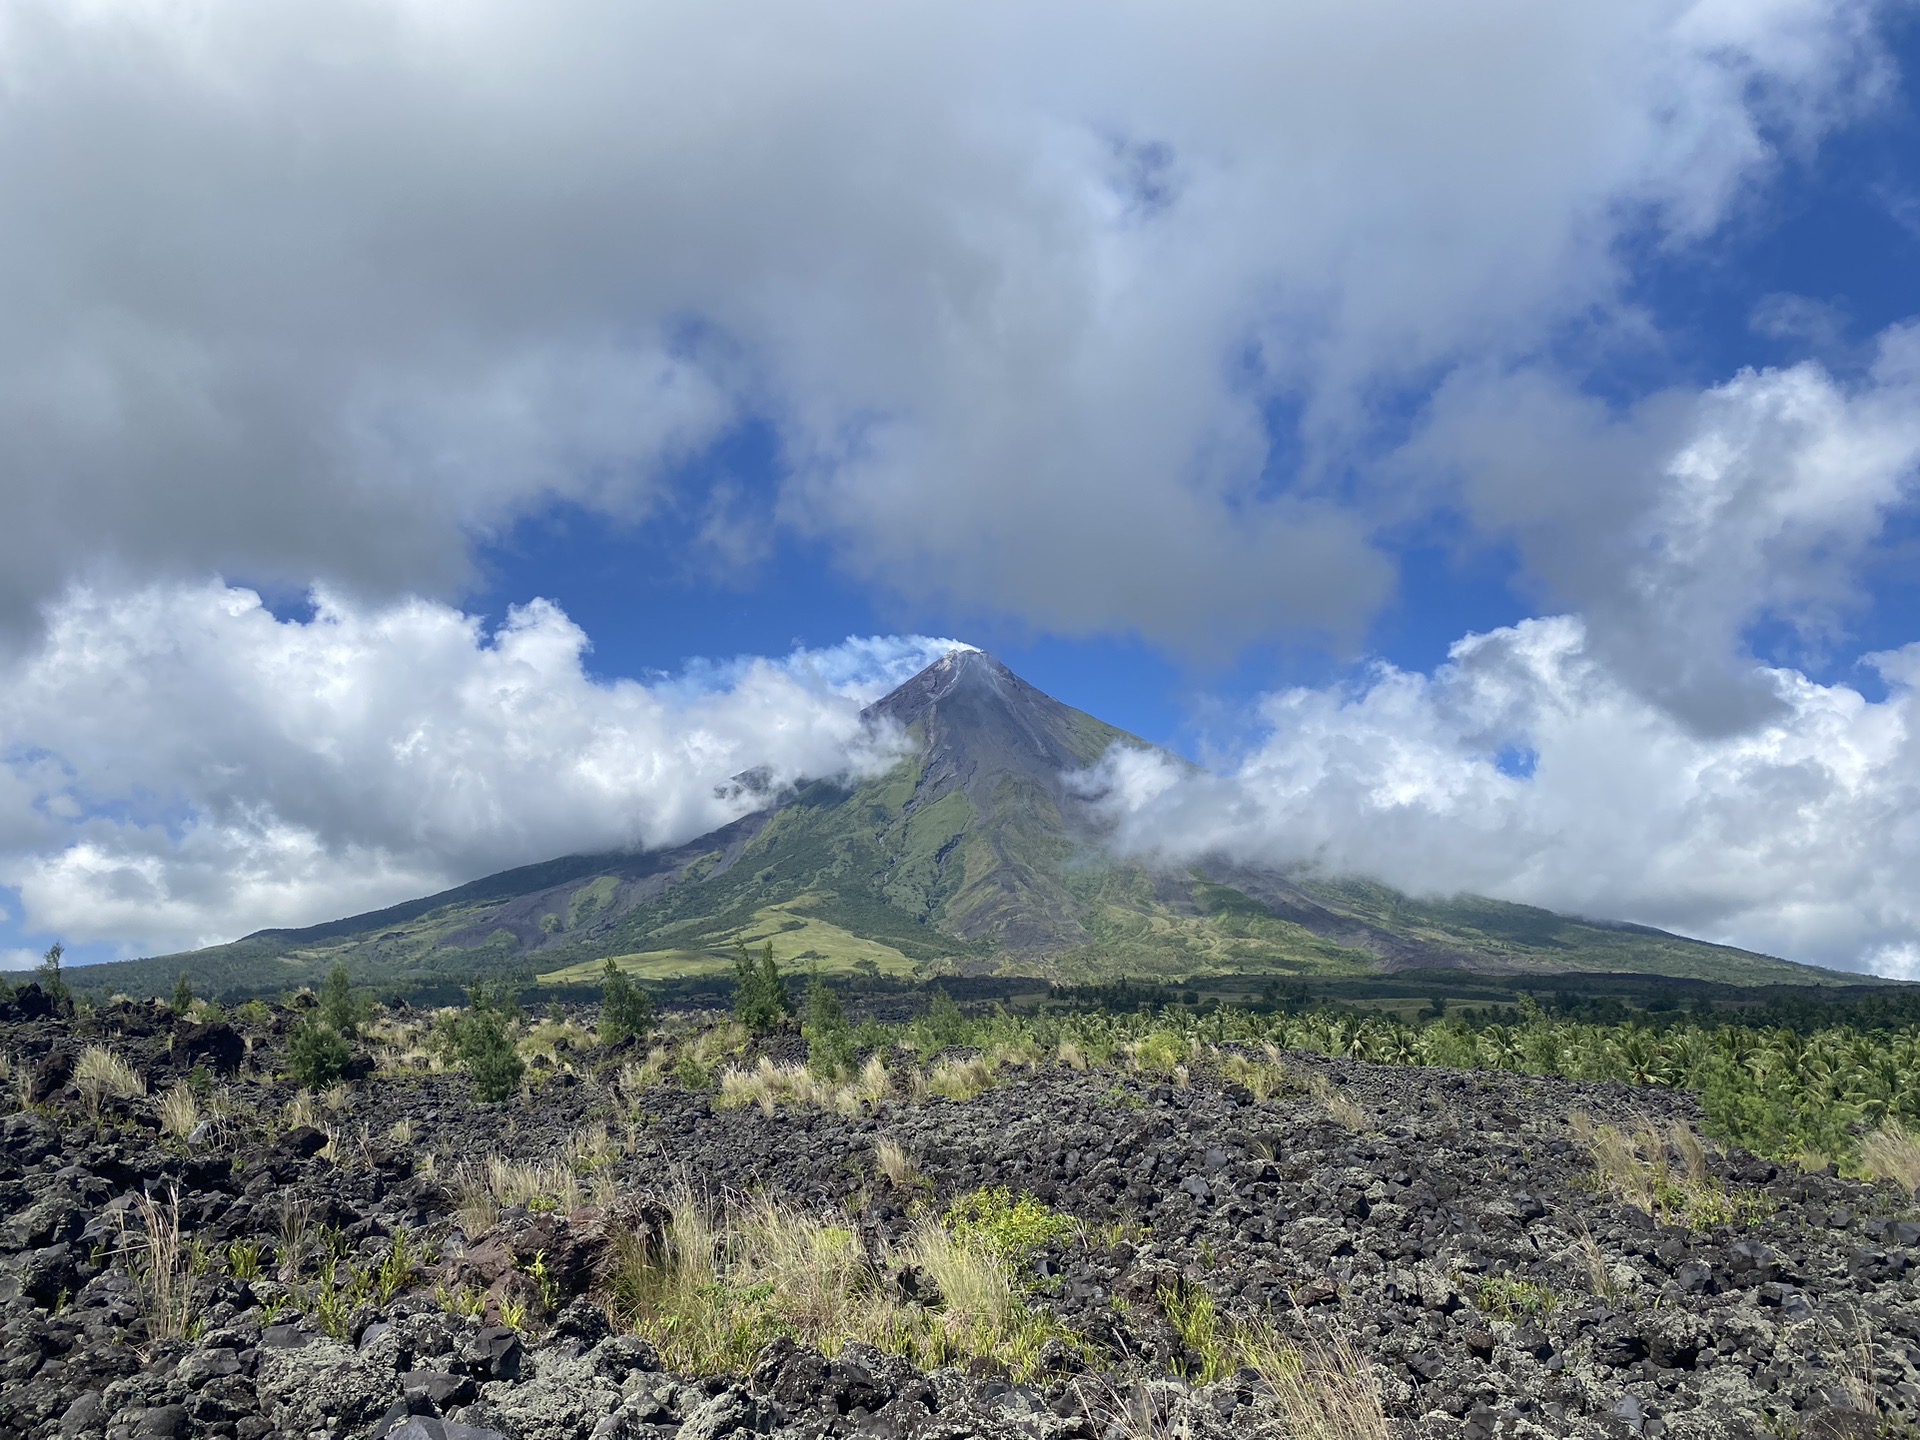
[0,0,1901,674]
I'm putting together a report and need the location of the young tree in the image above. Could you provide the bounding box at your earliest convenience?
[37,942,70,1008]
[454,980,525,1102]
[173,972,195,1016]
[803,969,856,1078]
[320,963,362,1038]
[731,941,793,1034]
[287,1015,352,1089]
[599,958,655,1046]
[913,988,970,1051]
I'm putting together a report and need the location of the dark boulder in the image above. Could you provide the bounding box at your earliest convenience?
[29,1049,74,1104]
[170,1021,244,1073]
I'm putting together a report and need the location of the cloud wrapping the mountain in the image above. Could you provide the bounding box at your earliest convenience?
[1078,616,1920,976]
[0,0,1893,655]
[0,584,949,953]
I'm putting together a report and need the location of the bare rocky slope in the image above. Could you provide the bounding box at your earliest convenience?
[3,990,1917,1439]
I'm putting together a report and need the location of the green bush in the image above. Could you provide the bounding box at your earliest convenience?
[803,972,856,1079]
[449,982,524,1102]
[287,1018,352,1089]
[599,958,655,1046]
[463,1011,524,1102]
[732,942,793,1034]
[911,989,971,1051]
[320,963,364,1038]
[37,943,70,1009]
[173,972,194,1015]
[944,1187,1078,1269]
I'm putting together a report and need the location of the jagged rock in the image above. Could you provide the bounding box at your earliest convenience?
[169,1020,244,1073]
[386,1420,509,1440]
[7,997,1920,1440]
[678,1385,781,1440]
[29,1048,74,1103]
[256,1338,401,1434]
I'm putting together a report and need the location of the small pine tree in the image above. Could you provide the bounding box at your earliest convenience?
[731,941,793,1034]
[803,970,856,1079]
[599,958,655,1046]
[455,981,524,1102]
[914,988,970,1050]
[320,963,361,1038]
[37,942,70,1009]
[173,972,194,1016]
[287,1016,352,1089]
[461,1009,524,1103]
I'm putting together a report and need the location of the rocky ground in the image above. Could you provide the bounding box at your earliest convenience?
[2,988,1918,1440]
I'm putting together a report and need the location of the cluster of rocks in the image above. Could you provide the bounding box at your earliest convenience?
[2,989,1918,1438]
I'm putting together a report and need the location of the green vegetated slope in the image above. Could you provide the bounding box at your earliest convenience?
[84,649,1840,999]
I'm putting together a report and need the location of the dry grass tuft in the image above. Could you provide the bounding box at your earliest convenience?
[1571,1112,1745,1229]
[1862,1122,1920,1195]
[563,1121,621,1174]
[77,1045,145,1116]
[1254,1328,1392,1440]
[520,1018,598,1066]
[1669,1121,1710,1187]
[276,1197,315,1281]
[717,1056,894,1116]
[155,1083,200,1139]
[388,1117,416,1146]
[1218,1046,1292,1102]
[605,1186,1074,1380]
[284,1091,319,1131]
[118,1188,194,1342]
[1307,1076,1368,1132]
[619,1047,674,1102]
[927,1055,994,1102]
[875,1138,922,1189]
[450,1151,604,1236]
[1155,1286,1387,1439]
[849,1055,892,1106]
[1580,1117,1659,1214]
[1568,1219,1621,1301]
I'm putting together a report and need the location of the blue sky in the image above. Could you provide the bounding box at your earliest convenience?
[464,9,1920,747]
[4,0,1920,975]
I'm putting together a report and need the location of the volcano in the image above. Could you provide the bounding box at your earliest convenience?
[95,649,1831,996]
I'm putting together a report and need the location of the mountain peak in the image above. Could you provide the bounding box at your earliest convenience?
[866,646,1010,721]
[862,646,1138,825]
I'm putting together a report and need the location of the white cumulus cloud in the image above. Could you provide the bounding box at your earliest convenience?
[0,583,956,954]
[1408,325,1920,729]
[0,0,1896,652]
[1079,616,1920,976]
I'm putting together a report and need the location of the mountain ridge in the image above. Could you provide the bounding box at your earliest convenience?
[74,648,1842,997]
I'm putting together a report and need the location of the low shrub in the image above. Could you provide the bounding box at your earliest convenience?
[804,972,856,1079]
[732,942,793,1034]
[599,958,656,1046]
[286,1018,352,1090]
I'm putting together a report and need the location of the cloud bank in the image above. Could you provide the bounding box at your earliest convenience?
[0,584,952,954]
[1079,348,1920,977]
[1080,617,1920,977]
[0,0,1895,655]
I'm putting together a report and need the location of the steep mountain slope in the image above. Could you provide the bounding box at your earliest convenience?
[82,650,1836,997]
